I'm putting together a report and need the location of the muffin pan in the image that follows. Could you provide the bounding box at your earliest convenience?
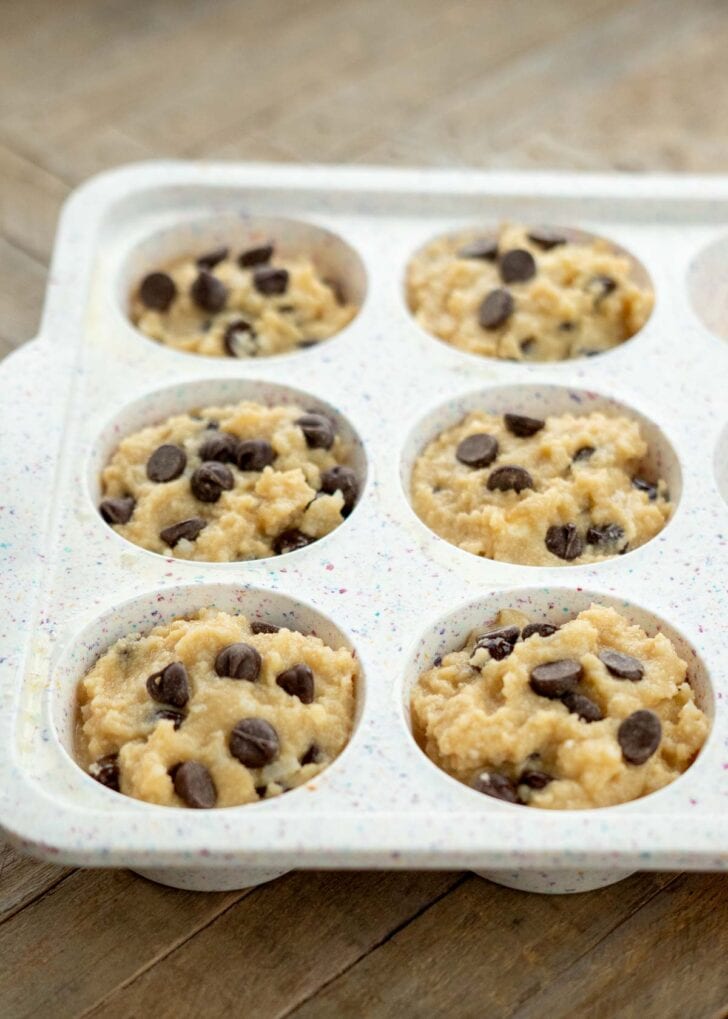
[0,162,726,894]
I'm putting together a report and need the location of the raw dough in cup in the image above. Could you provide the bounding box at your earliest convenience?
[406,223,653,361]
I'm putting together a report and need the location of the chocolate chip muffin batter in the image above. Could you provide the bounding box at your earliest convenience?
[131,242,357,357]
[100,399,359,561]
[406,224,653,360]
[411,409,670,565]
[411,605,708,810]
[78,609,358,808]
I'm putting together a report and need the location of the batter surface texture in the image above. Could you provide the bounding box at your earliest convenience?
[406,224,653,361]
[411,409,670,565]
[78,609,358,808]
[132,242,356,357]
[411,605,708,810]
[100,399,357,561]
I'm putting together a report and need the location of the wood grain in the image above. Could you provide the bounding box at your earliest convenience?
[0,1,726,1017]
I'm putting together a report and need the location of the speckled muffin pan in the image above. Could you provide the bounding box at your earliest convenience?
[0,163,727,895]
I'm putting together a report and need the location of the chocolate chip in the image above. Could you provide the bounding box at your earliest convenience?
[504,413,544,438]
[519,768,552,789]
[529,659,583,698]
[456,433,499,468]
[522,623,558,640]
[229,718,280,767]
[99,496,135,525]
[487,465,534,493]
[190,270,228,313]
[172,761,217,809]
[155,708,185,730]
[238,243,274,268]
[562,692,603,722]
[527,228,567,250]
[160,517,207,547]
[190,461,234,503]
[588,274,617,305]
[139,271,177,312]
[199,431,239,464]
[298,339,319,349]
[475,625,520,648]
[433,654,442,667]
[598,650,645,682]
[255,785,267,798]
[477,636,514,661]
[276,663,314,704]
[236,438,276,471]
[520,337,535,355]
[479,288,514,329]
[90,754,120,792]
[250,621,280,635]
[146,662,190,708]
[320,465,358,514]
[633,477,658,500]
[545,524,584,561]
[215,643,262,681]
[573,445,595,462]
[253,266,289,295]
[301,744,321,765]
[223,319,257,357]
[196,246,229,270]
[472,772,522,804]
[499,249,536,284]
[147,444,187,483]
[618,709,662,764]
[586,523,625,547]
[274,529,313,555]
[559,321,575,332]
[296,412,335,450]
[457,237,498,260]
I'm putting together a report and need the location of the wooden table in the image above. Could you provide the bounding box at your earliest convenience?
[1,1,727,1015]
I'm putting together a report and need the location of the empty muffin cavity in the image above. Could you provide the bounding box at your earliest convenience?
[54,584,363,810]
[402,588,712,811]
[90,378,367,563]
[687,232,728,342]
[401,384,680,567]
[116,214,367,358]
[405,223,654,362]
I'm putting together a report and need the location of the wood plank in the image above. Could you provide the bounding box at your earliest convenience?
[0,143,67,263]
[82,870,462,1018]
[0,237,49,349]
[353,0,728,172]
[513,873,728,1018]
[205,0,621,162]
[0,868,248,1019]
[288,872,679,1018]
[0,842,71,925]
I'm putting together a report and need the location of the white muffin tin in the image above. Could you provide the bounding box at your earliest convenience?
[1,162,727,895]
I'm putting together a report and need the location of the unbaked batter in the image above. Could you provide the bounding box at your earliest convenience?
[406,224,653,360]
[411,604,708,810]
[99,399,359,561]
[78,608,358,808]
[131,242,357,357]
[411,409,670,565]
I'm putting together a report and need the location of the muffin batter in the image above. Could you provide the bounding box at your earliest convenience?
[131,242,357,357]
[411,605,708,810]
[78,608,358,808]
[411,409,670,565]
[406,224,653,360]
[100,399,359,561]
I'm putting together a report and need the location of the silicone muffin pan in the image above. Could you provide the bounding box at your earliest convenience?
[0,163,726,894]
